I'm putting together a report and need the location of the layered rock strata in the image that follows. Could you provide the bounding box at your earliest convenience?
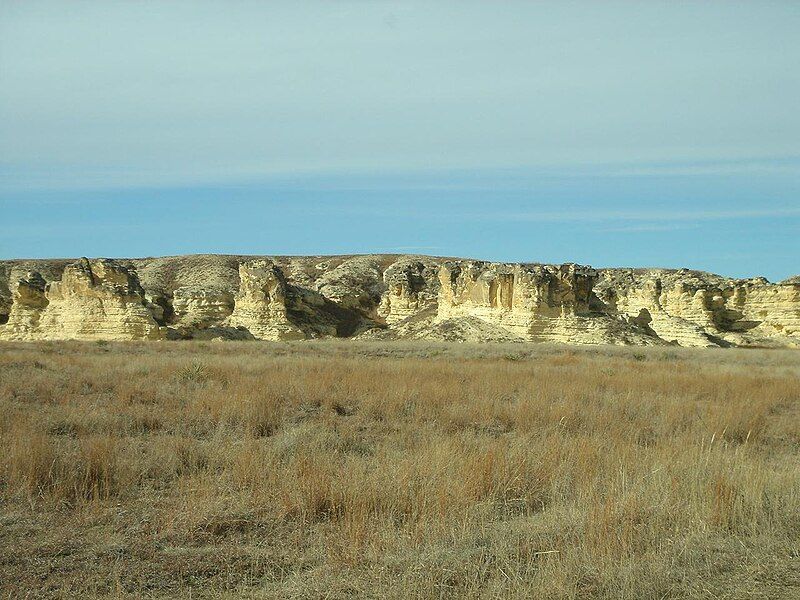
[1,272,49,338]
[0,254,797,347]
[0,259,164,340]
[596,269,800,347]
[434,262,659,345]
[377,258,441,325]
[172,287,235,329]
[225,260,306,341]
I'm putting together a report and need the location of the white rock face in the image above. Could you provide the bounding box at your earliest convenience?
[377,258,441,325]
[0,272,49,339]
[172,286,235,328]
[314,256,384,317]
[596,269,800,348]
[0,254,797,347]
[731,281,800,340]
[0,259,164,341]
[225,260,305,340]
[435,262,660,345]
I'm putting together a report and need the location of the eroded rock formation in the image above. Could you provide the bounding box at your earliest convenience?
[314,256,385,317]
[596,269,800,348]
[225,260,306,341]
[0,254,797,347]
[0,259,164,340]
[172,287,235,329]
[433,262,659,345]
[377,258,440,325]
[1,272,49,338]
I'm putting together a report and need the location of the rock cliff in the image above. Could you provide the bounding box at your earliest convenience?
[595,269,800,348]
[225,260,306,341]
[377,257,441,325]
[0,254,797,347]
[434,262,659,345]
[0,259,164,341]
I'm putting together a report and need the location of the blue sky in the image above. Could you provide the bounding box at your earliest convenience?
[1,2,798,280]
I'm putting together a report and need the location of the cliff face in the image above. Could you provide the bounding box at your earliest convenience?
[0,254,797,347]
[1,259,164,341]
[225,260,306,341]
[1,272,49,338]
[378,258,441,325]
[596,269,800,348]
[171,287,235,330]
[434,262,661,345]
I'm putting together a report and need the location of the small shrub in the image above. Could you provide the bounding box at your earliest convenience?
[178,361,209,383]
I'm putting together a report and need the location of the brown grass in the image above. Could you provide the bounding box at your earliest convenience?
[0,340,798,599]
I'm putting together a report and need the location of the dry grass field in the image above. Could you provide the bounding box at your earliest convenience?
[1,341,798,599]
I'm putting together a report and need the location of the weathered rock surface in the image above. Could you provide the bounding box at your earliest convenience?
[225,260,306,341]
[172,287,235,329]
[434,262,660,345]
[313,256,385,317]
[0,265,10,325]
[596,269,800,348]
[0,254,797,347]
[0,259,164,340]
[377,257,441,325]
[1,272,49,338]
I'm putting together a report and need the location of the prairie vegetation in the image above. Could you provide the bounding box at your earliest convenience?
[1,341,798,599]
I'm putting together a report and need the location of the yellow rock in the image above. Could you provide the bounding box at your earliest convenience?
[225,260,305,340]
[0,258,164,341]
[0,255,797,347]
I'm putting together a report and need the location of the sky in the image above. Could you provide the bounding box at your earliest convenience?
[1,1,798,280]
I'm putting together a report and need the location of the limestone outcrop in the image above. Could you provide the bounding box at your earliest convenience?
[595,269,800,348]
[0,265,10,325]
[313,256,385,317]
[172,287,235,329]
[377,258,441,325]
[225,260,306,340]
[434,262,659,345]
[730,280,800,342]
[1,272,49,339]
[0,254,797,347]
[0,259,164,341]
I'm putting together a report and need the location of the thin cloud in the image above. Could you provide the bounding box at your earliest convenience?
[470,207,800,224]
[598,223,702,233]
